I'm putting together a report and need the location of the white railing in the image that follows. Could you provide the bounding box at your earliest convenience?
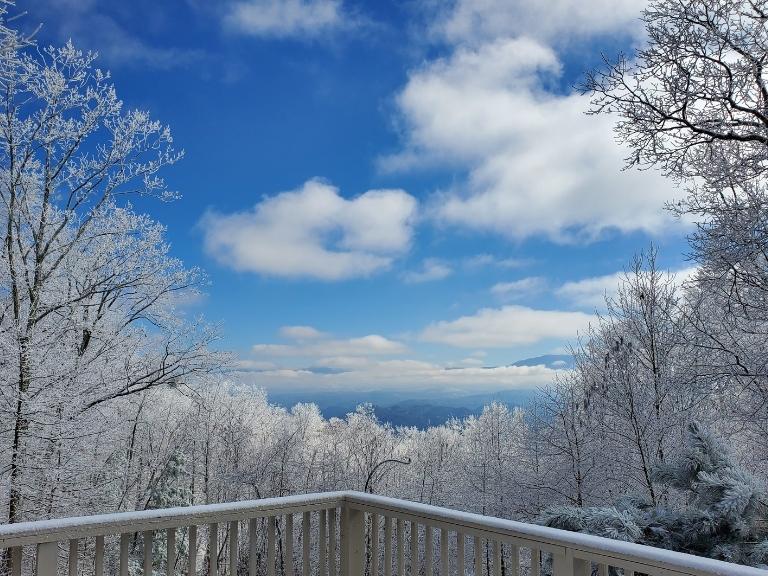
[0,491,762,576]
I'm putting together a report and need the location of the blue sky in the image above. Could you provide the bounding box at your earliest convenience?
[26,0,693,393]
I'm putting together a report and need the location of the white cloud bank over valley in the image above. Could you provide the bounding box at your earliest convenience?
[238,324,568,392]
[235,357,561,392]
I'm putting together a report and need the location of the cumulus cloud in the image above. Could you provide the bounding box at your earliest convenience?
[224,0,349,38]
[279,325,327,340]
[674,266,700,286]
[464,254,530,269]
[252,327,408,358]
[201,179,417,280]
[420,304,593,348]
[403,258,453,283]
[557,266,699,309]
[556,271,626,309]
[430,0,646,46]
[490,277,547,300]
[382,37,680,242]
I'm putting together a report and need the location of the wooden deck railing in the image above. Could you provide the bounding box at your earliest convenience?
[0,491,762,576]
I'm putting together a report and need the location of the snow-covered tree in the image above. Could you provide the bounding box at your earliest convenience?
[539,423,768,567]
[564,251,698,505]
[534,373,605,508]
[0,29,224,526]
[586,0,768,187]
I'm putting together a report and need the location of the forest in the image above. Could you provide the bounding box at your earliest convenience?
[2,0,768,571]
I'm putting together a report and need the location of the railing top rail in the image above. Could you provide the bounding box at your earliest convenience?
[0,490,763,576]
[343,492,766,576]
[0,491,347,546]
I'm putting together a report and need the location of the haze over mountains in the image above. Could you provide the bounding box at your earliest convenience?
[267,354,573,428]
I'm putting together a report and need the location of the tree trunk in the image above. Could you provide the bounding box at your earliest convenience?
[8,334,30,524]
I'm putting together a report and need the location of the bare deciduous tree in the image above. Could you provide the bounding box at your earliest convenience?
[586,0,768,186]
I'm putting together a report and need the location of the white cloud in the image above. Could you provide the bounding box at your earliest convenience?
[556,271,626,310]
[233,359,559,392]
[676,266,700,286]
[490,277,547,299]
[431,0,646,46]
[252,327,408,358]
[238,320,569,391]
[420,305,593,348]
[464,254,530,269]
[383,37,681,242]
[403,258,453,283]
[201,179,417,280]
[556,266,699,310]
[279,325,327,340]
[30,1,206,70]
[225,0,348,38]
[236,359,278,371]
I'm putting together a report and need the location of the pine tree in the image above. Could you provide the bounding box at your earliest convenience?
[149,450,192,510]
[538,423,768,567]
[147,450,192,575]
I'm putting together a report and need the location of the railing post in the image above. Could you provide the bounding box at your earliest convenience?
[10,547,22,576]
[371,513,380,576]
[168,528,177,576]
[456,533,464,576]
[384,517,393,576]
[229,521,239,576]
[144,531,154,575]
[68,539,78,576]
[530,547,541,576]
[440,529,449,576]
[267,517,276,576]
[508,545,519,576]
[320,510,328,576]
[410,523,419,576]
[285,515,294,576]
[120,533,130,576]
[302,512,311,576]
[396,519,404,576]
[95,535,105,576]
[248,519,257,576]
[190,525,198,576]
[552,549,583,576]
[574,558,589,576]
[210,523,219,576]
[36,542,58,576]
[343,504,365,576]
[473,537,481,576]
[329,509,337,576]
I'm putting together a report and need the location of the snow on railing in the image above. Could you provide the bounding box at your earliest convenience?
[0,491,762,576]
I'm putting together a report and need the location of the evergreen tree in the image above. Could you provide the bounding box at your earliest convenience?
[147,450,192,575]
[539,423,768,567]
[149,450,192,510]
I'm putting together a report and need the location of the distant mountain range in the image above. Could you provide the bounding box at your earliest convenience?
[510,354,574,369]
[266,354,573,429]
[268,390,539,429]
